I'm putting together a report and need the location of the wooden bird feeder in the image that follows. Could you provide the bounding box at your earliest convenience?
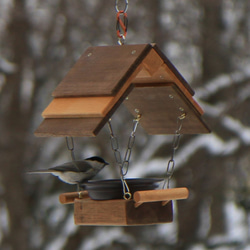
[35,43,210,226]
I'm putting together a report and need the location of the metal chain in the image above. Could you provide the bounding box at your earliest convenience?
[65,137,76,161]
[122,114,141,175]
[108,121,122,166]
[108,113,141,200]
[115,0,128,45]
[108,119,130,199]
[163,112,186,189]
[65,137,81,171]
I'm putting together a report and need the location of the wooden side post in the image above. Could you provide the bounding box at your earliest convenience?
[133,188,189,207]
[59,191,89,204]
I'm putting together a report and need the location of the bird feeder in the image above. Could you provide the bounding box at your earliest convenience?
[35,43,210,226]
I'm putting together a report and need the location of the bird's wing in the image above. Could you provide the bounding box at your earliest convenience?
[49,160,93,172]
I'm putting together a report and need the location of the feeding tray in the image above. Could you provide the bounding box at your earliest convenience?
[82,178,163,200]
[34,43,210,137]
[59,187,189,226]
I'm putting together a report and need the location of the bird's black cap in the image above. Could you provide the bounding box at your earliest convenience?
[85,156,109,165]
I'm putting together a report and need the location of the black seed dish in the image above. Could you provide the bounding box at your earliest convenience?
[81,178,163,200]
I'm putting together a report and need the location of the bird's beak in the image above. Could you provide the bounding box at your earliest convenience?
[105,162,109,165]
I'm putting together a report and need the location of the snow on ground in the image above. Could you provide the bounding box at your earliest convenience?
[45,213,77,250]
[80,227,135,250]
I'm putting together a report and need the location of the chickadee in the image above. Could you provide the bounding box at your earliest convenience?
[27,156,109,190]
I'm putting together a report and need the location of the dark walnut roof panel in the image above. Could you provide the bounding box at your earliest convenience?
[52,44,152,97]
[124,83,210,134]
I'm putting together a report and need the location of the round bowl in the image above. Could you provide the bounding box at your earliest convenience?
[81,178,163,200]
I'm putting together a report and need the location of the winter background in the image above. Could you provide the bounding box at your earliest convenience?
[0,0,250,249]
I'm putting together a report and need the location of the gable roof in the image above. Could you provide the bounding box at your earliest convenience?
[35,43,210,137]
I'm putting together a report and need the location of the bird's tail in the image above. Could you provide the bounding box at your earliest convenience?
[26,170,55,174]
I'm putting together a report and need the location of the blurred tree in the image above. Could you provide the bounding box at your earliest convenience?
[0,0,33,249]
[0,0,250,249]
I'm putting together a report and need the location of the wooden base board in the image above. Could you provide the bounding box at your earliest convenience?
[74,198,173,226]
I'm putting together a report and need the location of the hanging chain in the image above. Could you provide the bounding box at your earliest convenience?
[163,111,186,189]
[108,121,122,166]
[122,114,141,175]
[108,113,141,200]
[65,137,76,161]
[115,0,128,45]
[65,137,81,171]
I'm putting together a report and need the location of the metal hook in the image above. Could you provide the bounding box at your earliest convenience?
[65,137,76,161]
[115,0,128,13]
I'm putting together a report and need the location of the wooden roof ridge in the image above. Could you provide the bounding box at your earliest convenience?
[152,44,195,96]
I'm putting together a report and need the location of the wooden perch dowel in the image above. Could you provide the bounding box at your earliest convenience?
[133,188,189,207]
[59,191,89,204]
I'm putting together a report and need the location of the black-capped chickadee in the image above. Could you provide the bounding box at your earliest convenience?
[27,156,109,190]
